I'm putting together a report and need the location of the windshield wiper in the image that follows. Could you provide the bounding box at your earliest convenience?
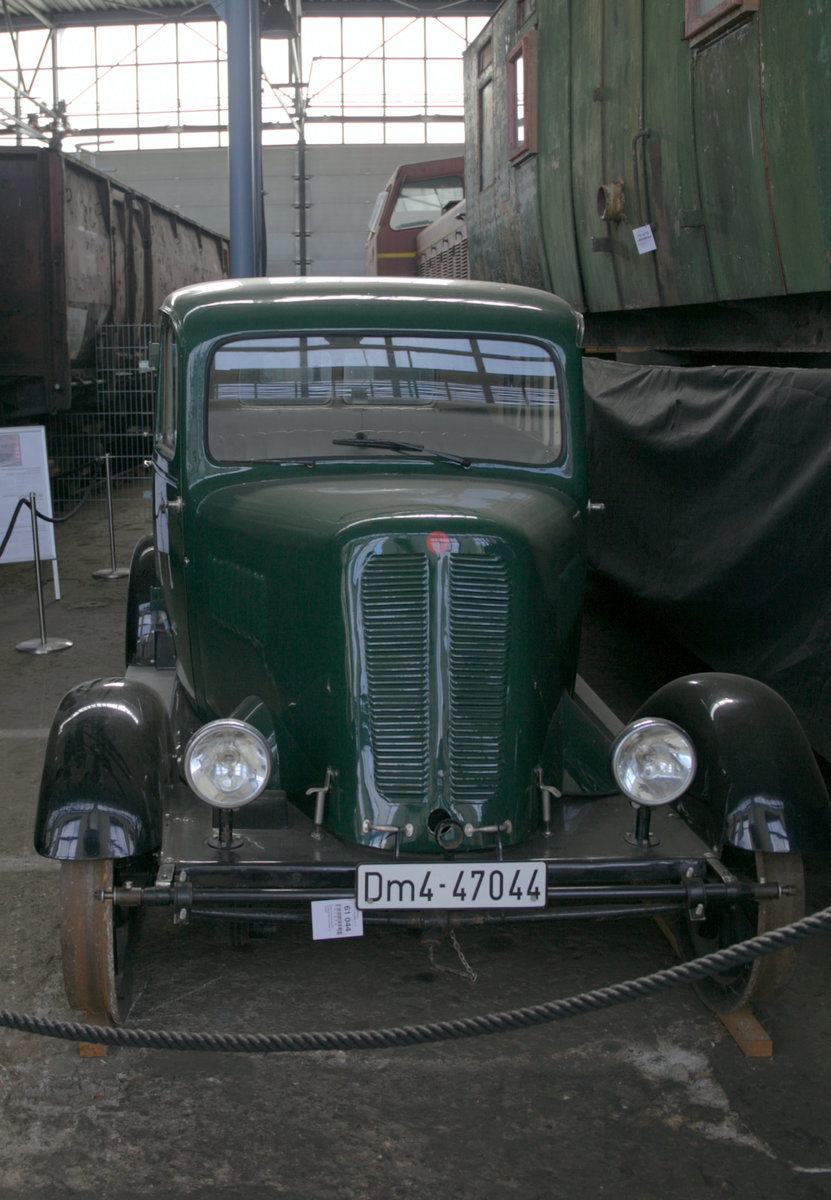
[332,434,470,468]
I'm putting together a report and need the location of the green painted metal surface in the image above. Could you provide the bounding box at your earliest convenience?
[187,476,582,849]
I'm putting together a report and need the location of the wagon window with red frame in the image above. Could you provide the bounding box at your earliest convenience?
[685,0,759,42]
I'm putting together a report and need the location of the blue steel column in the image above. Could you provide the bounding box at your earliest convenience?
[252,16,266,275]
[226,0,264,277]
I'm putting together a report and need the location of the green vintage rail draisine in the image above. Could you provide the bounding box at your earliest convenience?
[33,276,831,1025]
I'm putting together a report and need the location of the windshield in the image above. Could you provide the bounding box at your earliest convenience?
[207,332,563,466]
[388,176,464,230]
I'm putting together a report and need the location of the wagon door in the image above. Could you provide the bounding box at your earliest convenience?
[570,0,661,312]
[690,9,784,302]
[0,149,68,416]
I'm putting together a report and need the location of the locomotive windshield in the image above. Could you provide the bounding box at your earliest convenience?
[388,175,463,230]
[207,332,563,466]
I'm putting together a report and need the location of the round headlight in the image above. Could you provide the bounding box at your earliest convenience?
[184,720,271,809]
[611,718,696,806]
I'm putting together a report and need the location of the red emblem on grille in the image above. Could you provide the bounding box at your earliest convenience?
[427,531,451,556]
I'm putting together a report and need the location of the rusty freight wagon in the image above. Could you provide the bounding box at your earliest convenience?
[0,147,229,421]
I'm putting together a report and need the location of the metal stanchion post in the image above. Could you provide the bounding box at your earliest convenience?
[16,493,73,655]
[93,453,129,580]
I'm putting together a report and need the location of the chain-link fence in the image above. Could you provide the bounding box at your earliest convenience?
[45,324,157,514]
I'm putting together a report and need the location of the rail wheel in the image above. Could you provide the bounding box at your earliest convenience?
[60,859,133,1024]
[677,851,804,1013]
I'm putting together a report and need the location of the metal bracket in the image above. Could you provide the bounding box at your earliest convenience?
[683,873,708,923]
[361,819,414,859]
[462,820,512,861]
[170,871,192,925]
[535,767,561,837]
[704,852,737,884]
[625,804,660,848]
[156,859,175,889]
[306,767,335,841]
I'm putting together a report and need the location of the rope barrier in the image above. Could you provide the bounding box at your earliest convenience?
[0,458,102,558]
[2,903,830,1054]
[36,457,103,524]
[0,496,27,560]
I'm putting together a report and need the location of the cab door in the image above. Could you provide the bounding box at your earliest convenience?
[152,320,195,696]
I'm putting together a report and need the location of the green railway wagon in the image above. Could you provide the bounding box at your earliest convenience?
[464,0,831,360]
[457,0,831,768]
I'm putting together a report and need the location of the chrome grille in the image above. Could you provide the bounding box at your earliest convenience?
[359,546,511,807]
[362,554,430,801]
[448,556,511,801]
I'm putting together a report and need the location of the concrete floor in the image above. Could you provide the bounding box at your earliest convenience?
[1,488,830,1199]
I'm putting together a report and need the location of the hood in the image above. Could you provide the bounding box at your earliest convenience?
[186,474,585,850]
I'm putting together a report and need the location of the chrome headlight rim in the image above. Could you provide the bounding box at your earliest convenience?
[611,717,697,807]
[184,718,272,809]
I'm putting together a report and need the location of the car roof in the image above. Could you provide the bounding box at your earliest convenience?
[161,276,579,347]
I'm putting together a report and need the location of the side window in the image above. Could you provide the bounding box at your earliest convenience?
[477,39,494,191]
[508,31,538,161]
[479,80,494,190]
[367,190,388,235]
[685,0,758,43]
[156,324,178,458]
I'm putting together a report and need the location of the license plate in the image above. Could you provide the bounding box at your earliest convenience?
[355,862,546,911]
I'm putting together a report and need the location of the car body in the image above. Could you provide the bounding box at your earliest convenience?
[35,277,831,1023]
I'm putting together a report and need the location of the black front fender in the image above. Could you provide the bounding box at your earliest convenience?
[35,678,175,860]
[125,533,157,667]
[635,674,831,854]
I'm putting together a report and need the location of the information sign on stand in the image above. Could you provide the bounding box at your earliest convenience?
[0,426,61,599]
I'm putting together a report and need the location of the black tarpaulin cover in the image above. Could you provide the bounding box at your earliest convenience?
[583,357,831,760]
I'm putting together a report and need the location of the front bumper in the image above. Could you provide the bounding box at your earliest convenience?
[108,792,786,926]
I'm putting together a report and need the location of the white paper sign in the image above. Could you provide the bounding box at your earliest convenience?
[0,425,62,596]
[633,224,658,255]
[0,426,58,565]
[311,899,364,941]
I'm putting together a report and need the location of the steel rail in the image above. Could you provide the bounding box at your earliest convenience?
[2,902,830,1054]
